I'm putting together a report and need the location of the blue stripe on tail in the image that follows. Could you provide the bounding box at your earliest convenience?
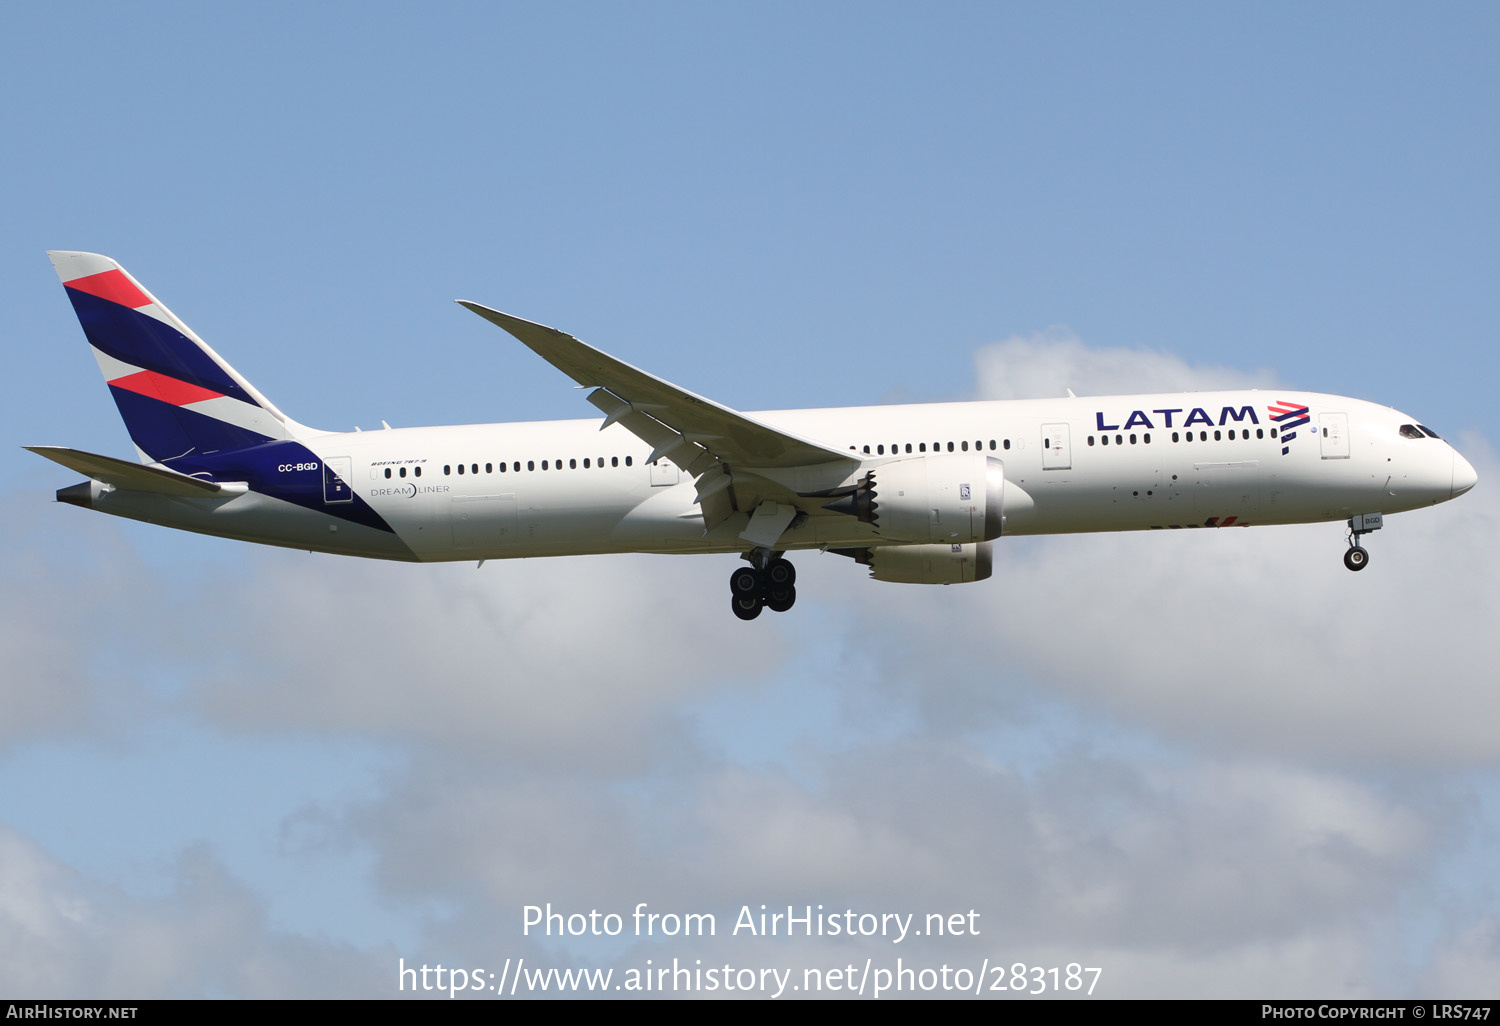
[65,288,257,404]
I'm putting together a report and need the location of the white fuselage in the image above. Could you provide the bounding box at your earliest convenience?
[83,389,1474,563]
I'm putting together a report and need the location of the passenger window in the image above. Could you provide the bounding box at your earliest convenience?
[414,467,421,477]
[384,468,391,479]
[625,456,633,466]
[399,467,407,478]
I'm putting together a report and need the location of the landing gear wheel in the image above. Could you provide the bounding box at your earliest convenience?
[766,584,796,613]
[732,594,764,620]
[765,558,796,588]
[730,566,764,596]
[1343,514,1381,574]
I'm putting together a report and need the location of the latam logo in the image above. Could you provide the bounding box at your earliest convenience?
[1092,402,1311,457]
[1268,401,1310,455]
[1094,405,1260,431]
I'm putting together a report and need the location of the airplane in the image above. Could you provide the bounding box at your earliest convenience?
[30,251,1478,621]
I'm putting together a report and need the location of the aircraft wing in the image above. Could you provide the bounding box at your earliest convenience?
[457,303,859,475]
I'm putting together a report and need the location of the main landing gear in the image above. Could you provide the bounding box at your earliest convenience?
[729,551,797,621]
[1343,512,1383,572]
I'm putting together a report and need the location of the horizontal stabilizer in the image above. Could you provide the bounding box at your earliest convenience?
[24,446,233,497]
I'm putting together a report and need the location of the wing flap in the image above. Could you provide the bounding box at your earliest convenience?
[583,388,717,476]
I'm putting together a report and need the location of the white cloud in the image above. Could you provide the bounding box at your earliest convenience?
[1418,916,1500,996]
[974,329,1278,400]
[0,828,387,998]
[182,551,787,771]
[0,500,141,744]
[337,743,1468,998]
[842,490,1500,765]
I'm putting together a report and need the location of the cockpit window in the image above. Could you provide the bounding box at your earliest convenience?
[1418,425,1442,439]
[1400,424,1425,439]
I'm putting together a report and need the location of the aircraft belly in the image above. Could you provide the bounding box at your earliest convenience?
[93,486,419,560]
[608,482,713,552]
[400,477,649,560]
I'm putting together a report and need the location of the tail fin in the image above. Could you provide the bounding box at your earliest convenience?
[48,251,310,464]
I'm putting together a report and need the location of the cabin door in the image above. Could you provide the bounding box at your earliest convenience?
[1041,423,1071,470]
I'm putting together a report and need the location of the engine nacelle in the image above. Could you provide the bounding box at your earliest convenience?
[863,541,994,584]
[828,453,1005,543]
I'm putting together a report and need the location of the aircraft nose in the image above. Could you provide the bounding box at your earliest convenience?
[1453,449,1478,498]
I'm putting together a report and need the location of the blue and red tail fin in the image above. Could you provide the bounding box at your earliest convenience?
[48,251,311,464]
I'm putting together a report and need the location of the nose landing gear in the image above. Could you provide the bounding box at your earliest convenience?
[1344,512,1383,572]
[728,551,797,620]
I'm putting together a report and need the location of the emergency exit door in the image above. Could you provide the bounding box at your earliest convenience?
[1042,423,1071,470]
[1319,413,1350,459]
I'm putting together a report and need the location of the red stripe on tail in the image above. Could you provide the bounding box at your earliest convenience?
[110,369,225,406]
[65,269,152,309]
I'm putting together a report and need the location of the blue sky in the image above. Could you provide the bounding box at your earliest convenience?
[3,1,1498,998]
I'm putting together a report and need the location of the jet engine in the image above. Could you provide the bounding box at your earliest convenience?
[838,541,994,584]
[823,453,1005,544]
